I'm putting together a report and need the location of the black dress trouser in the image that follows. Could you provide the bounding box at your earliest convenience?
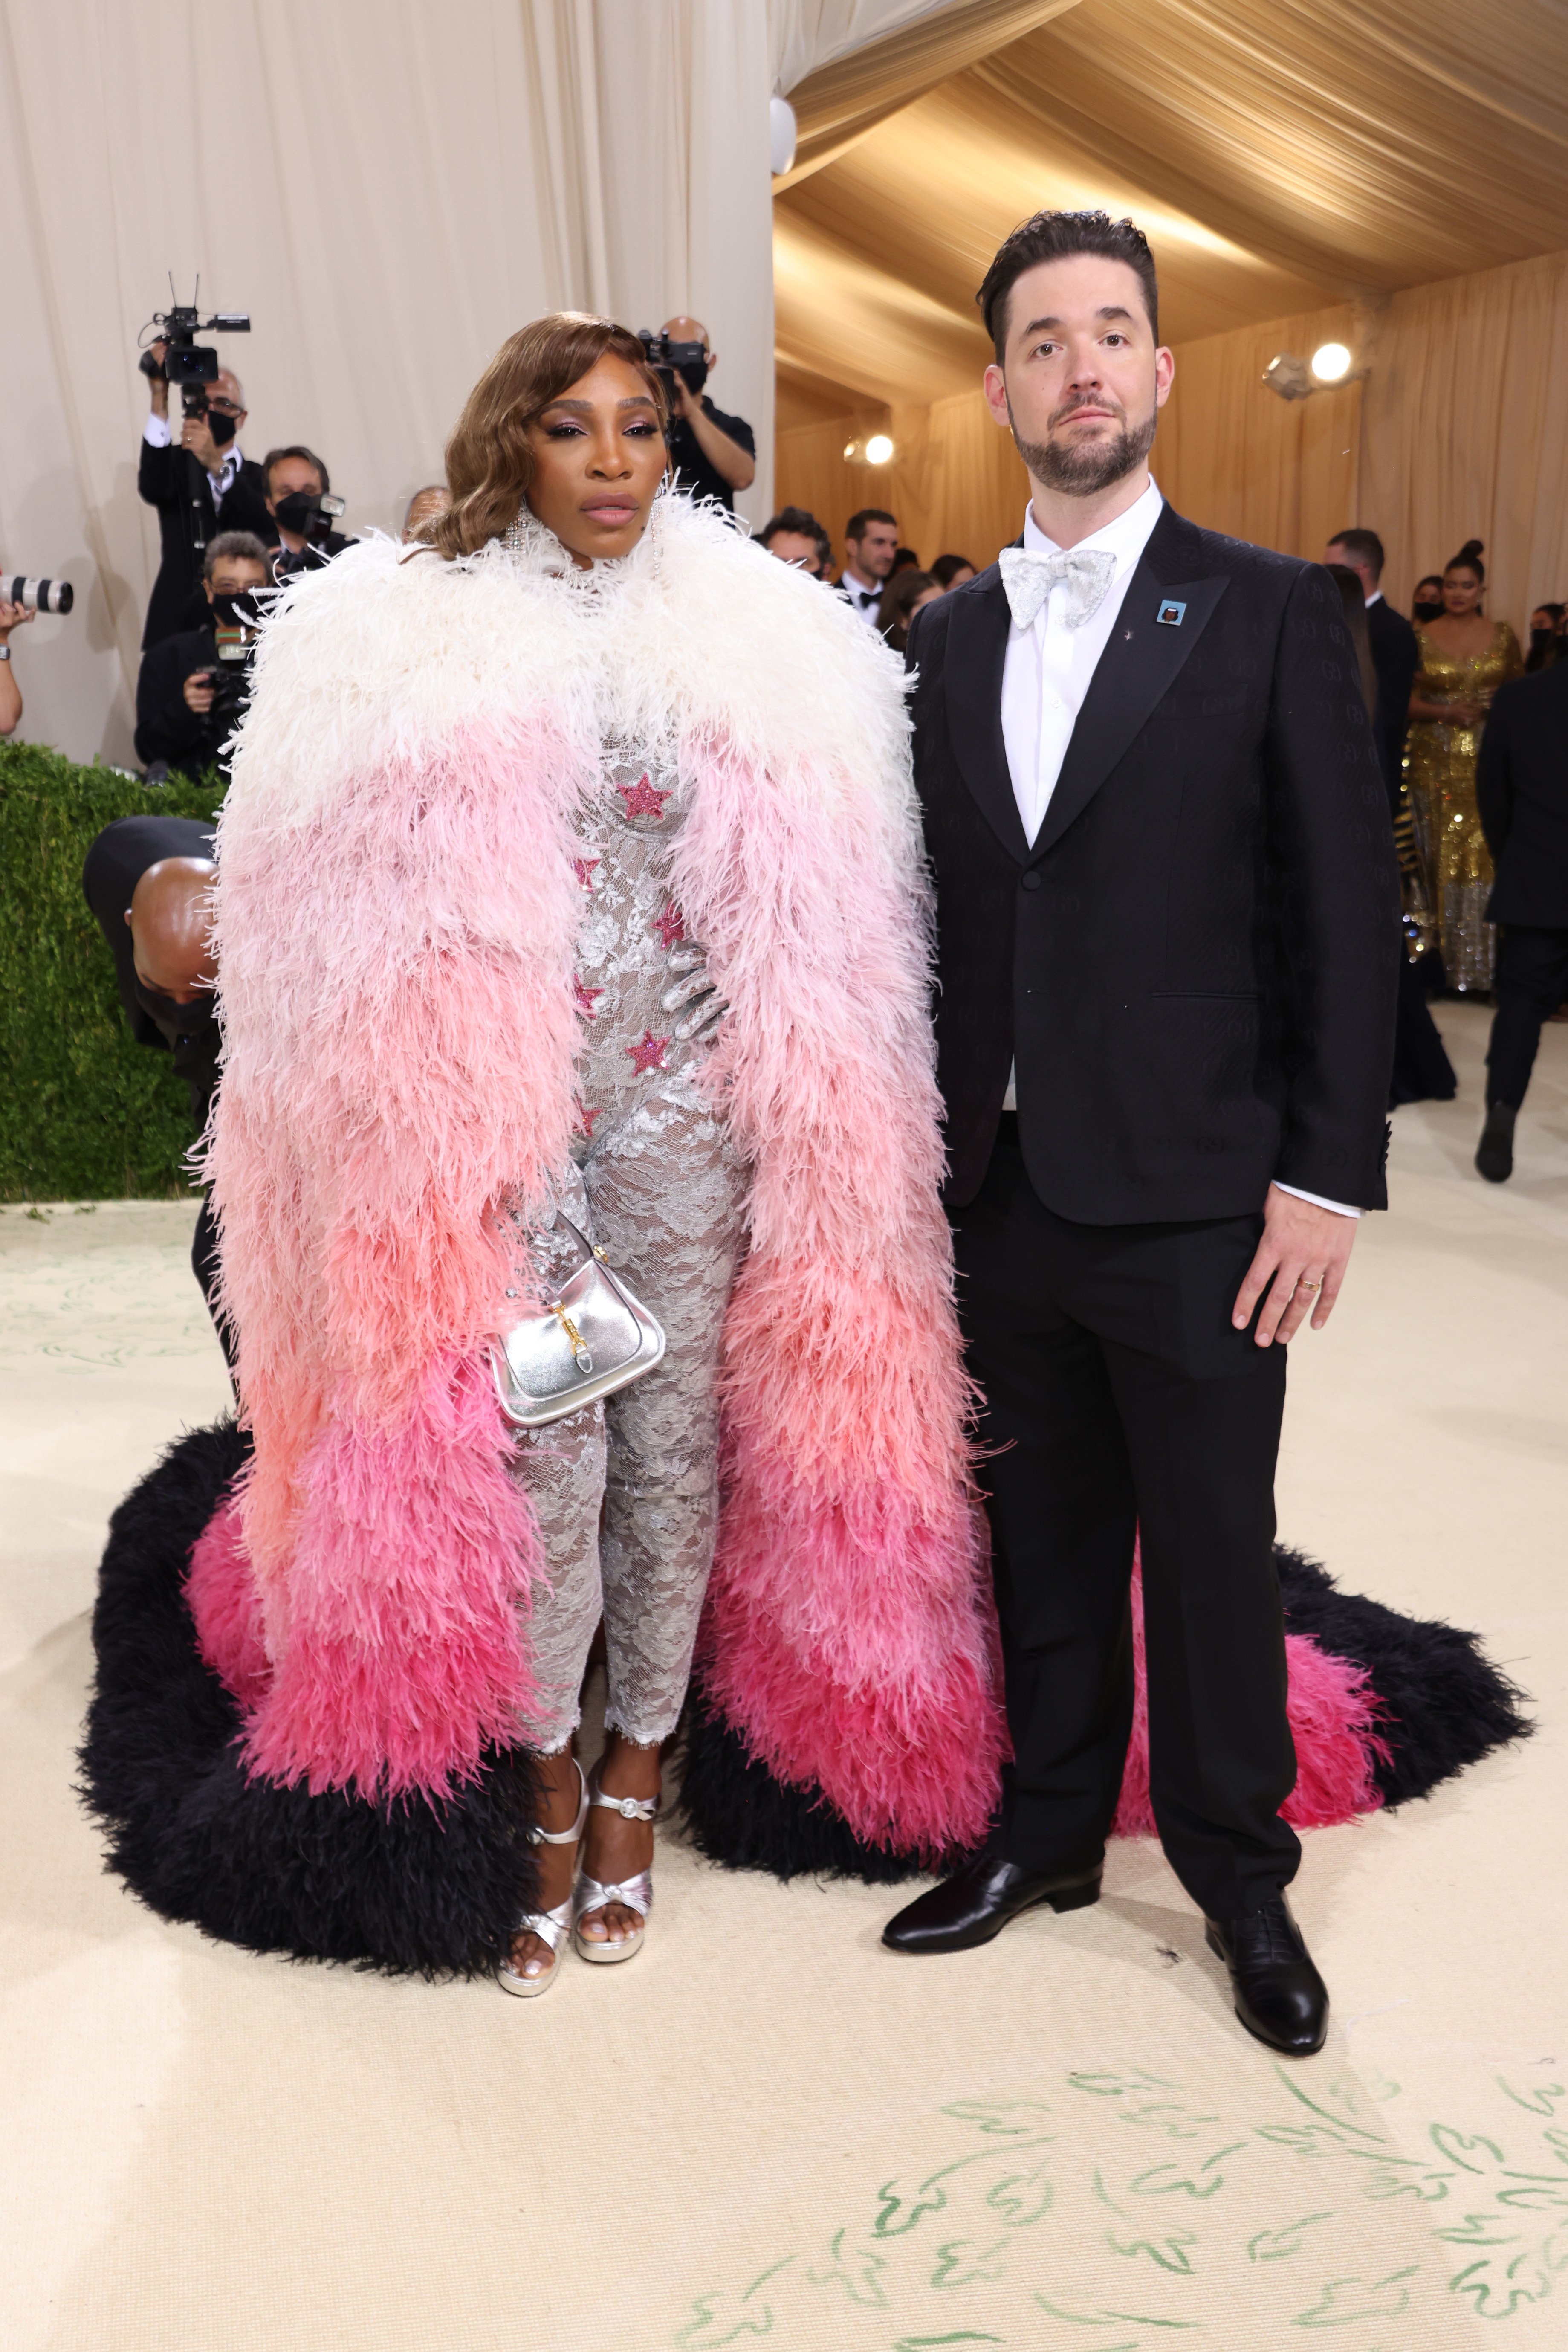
[950,1115,1299,1921]
[1486,924,1568,1110]
[191,1191,237,1377]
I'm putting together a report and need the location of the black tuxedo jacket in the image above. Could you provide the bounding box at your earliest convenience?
[907,503,1399,1221]
[1365,595,1419,805]
[138,440,275,648]
[1477,664,1568,927]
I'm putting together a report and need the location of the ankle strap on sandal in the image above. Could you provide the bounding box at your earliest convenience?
[528,1756,589,1846]
[587,1763,660,1823]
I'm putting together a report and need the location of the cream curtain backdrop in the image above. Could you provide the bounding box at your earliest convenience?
[0,0,957,766]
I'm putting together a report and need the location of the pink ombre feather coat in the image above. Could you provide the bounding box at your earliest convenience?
[193,496,1004,1855]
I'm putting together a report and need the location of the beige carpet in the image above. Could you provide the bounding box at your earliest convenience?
[3,1001,1563,2352]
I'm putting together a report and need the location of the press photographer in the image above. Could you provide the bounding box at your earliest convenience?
[135,532,271,779]
[265,446,352,577]
[0,585,32,735]
[642,315,755,513]
[138,309,274,649]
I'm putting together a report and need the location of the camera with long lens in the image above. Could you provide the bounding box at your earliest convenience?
[3,576,73,616]
[138,283,251,417]
[636,329,708,404]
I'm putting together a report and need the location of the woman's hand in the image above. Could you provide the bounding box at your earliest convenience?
[661,944,726,1040]
[0,598,35,643]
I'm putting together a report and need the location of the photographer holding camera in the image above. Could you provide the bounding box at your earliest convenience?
[651,314,755,513]
[139,339,275,649]
[265,446,353,578]
[135,532,271,779]
[0,587,31,735]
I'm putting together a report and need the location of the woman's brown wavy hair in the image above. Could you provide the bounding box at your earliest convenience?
[423,313,668,561]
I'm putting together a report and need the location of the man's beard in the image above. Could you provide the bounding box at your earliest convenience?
[1012,399,1157,496]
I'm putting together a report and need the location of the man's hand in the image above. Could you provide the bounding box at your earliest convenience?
[181,412,223,475]
[148,338,170,419]
[669,371,702,426]
[183,669,217,716]
[1232,1185,1358,1347]
[0,598,36,643]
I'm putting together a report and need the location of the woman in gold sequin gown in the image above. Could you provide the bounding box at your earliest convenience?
[1406,541,1523,992]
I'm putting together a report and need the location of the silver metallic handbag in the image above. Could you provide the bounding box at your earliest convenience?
[490,1214,665,1428]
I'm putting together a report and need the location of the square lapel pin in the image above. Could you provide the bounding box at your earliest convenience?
[1156,597,1187,627]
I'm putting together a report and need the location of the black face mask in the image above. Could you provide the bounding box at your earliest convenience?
[206,408,238,447]
[136,979,217,1038]
[678,357,709,399]
[1413,598,1444,623]
[1532,626,1554,653]
[274,490,321,536]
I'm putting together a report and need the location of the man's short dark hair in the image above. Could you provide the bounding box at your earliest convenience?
[263,444,330,497]
[203,531,271,580]
[846,508,897,541]
[1328,527,1385,580]
[977,210,1159,365]
[759,504,831,568]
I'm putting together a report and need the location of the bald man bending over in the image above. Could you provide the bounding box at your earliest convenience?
[659,313,756,513]
[82,815,231,1368]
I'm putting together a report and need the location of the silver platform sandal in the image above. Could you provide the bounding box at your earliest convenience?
[572,1763,658,1965]
[498,1757,589,1998]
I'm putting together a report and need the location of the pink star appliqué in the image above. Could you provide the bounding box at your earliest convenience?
[616,773,669,822]
[625,1031,670,1076]
[572,856,600,890]
[654,902,686,950]
[578,1103,602,1139]
[573,977,603,1018]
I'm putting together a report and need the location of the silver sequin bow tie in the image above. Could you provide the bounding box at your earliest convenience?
[998,544,1118,632]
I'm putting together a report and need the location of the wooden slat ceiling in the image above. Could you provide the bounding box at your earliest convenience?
[776,0,1568,422]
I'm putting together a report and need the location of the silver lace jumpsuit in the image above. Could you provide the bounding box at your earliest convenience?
[508,739,749,1753]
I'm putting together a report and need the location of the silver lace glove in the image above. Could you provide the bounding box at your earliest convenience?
[660,944,727,1040]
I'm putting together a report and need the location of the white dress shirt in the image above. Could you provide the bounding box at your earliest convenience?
[998,481,1357,1219]
[143,410,246,504]
[839,568,884,628]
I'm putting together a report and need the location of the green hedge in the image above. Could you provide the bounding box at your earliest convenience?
[0,740,225,1199]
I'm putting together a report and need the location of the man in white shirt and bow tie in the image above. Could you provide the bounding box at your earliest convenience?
[884,210,1399,2059]
[836,507,900,627]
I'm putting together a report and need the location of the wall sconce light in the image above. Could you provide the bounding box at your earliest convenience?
[1262,345,1364,401]
[843,433,896,465]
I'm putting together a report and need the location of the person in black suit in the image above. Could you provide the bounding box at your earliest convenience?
[139,341,276,649]
[1326,529,1418,811]
[81,817,231,1370]
[882,210,1398,2058]
[1474,663,1568,1179]
[134,532,272,778]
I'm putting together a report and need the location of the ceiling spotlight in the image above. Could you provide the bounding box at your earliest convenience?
[1311,341,1352,383]
[865,433,894,465]
[1261,351,1312,402]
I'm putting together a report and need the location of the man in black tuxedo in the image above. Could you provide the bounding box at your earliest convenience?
[1326,528,1418,803]
[81,816,231,1370]
[1474,663,1568,1180]
[883,211,1398,2057]
[139,342,275,649]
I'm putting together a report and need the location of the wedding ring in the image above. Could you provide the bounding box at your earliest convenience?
[1295,1276,1324,1293]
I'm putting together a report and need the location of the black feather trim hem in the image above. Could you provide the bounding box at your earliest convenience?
[78,1420,540,1976]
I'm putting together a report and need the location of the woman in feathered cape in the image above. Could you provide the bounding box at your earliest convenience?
[81,318,1526,1978]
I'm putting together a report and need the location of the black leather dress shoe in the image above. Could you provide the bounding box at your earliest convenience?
[882,1851,1103,1955]
[1205,1893,1328,2056]
[1475,1104,1516,1183]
